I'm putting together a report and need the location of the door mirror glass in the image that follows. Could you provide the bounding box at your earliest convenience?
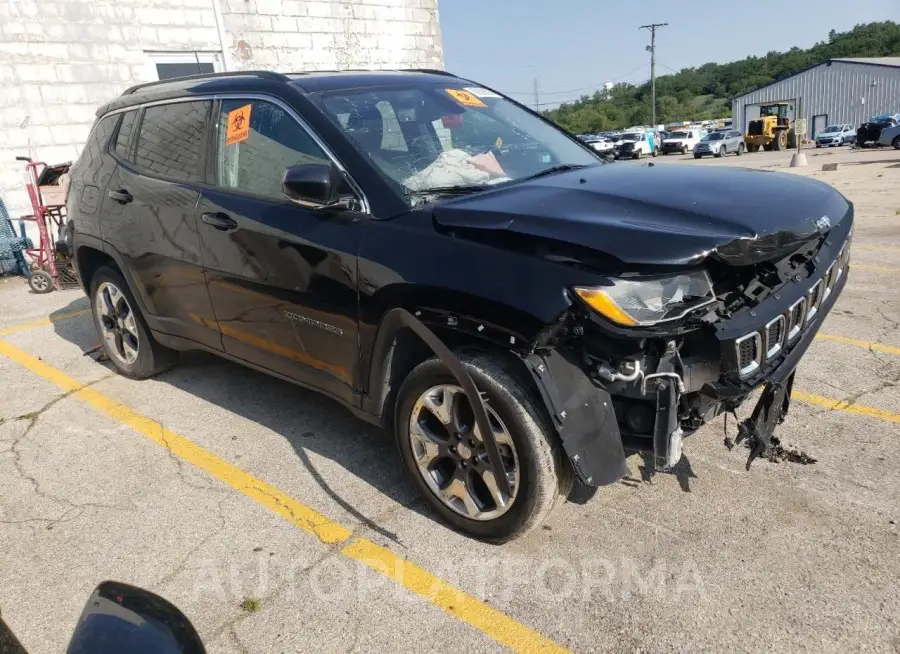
[283,163,342,207]
[66,581,204,654]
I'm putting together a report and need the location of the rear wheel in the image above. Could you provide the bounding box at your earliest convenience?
[89,266,177,379]
[736,143,744,156]
[395,354,572,542]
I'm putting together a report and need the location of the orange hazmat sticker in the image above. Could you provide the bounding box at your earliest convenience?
[226,104,252,145]
[445,89,486,108]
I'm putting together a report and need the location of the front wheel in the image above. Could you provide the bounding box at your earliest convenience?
[395,354,572,542]
[633,150,642,159]
[892,136,900,150]
[715,146,725,158]
[89,266,178,379]
[682,146,688,155]
[694,154,702,159]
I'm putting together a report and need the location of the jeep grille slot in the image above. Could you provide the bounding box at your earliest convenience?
[735,332,761,376]
[805,280,823,324]
[787,297,806,341]
[765,315,785,358]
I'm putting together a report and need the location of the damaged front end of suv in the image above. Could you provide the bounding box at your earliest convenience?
[431,165,853,489]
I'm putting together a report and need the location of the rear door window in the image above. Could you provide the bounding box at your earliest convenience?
[213,98,331,202]
[134,101,211,182]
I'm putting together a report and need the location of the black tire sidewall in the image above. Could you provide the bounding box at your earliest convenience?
[394,356,562,542]
[89,266,163,379]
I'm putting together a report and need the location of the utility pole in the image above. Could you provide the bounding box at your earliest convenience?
[533,77,540,112]
[639,22,667,127]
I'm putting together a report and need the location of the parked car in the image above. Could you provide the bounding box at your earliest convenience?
[877,121,900,149]
[661,129,702,155]
[815,124,855,147]
[68,70,853,541]
[856,116,898,147]
[693,130,745,158]
[578,134,616,155]
[615,131,654,158]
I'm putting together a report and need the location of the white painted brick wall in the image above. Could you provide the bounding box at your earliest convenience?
[0,0,442,245]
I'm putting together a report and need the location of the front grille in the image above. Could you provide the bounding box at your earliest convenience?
[732,236,847,378]
[748,121,763,136]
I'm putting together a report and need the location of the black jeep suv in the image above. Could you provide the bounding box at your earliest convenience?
[68,70,852,541]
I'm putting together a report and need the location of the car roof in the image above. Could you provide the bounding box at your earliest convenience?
[96,69,470,117]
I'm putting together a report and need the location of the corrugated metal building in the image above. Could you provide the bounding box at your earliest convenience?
[731,57,900,138]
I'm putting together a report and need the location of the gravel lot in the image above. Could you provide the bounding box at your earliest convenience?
[1,145,898,653]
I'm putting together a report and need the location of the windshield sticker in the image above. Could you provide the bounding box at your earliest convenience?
[445,89,487,108]
[465,87,502,99]
[226,104,252,145]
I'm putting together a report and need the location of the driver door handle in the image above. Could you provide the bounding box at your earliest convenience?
[201,212,238,231]
[107,189,133,204]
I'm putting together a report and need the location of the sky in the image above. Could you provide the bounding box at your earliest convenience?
[439,0,900,110]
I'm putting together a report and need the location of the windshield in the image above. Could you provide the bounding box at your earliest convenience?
[314,84,598,199]
[620,133,639,141]
[704,132,725,141]
[822,125,841,133]
[668,131,688,138]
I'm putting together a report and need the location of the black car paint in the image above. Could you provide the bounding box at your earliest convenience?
[70,71,851,491]
[431,164,850,267]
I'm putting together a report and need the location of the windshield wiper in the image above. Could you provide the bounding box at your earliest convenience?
[405,184,491,197]
[523,164,592,181]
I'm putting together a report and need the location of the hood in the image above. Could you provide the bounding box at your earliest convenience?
[432,164,851,267]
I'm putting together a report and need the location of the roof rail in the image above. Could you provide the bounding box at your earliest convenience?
[399,68,455,76]
[124,70,291,95]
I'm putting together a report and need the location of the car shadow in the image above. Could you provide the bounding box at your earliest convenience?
[49,299,481,540]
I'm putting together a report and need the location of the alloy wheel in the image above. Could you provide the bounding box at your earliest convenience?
[95,281,139,366]
[408,384,519,521]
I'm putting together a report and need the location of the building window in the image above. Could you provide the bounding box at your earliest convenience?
[145,52,222,81]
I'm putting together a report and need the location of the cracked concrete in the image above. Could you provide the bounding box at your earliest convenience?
[1,147,899,653]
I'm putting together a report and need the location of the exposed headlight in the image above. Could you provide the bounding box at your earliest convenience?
[574,271,715,326]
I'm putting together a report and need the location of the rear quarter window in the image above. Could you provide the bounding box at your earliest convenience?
[113,110,138,161]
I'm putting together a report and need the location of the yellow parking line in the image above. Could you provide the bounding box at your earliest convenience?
[851,264,900,273]
[815,333,900,356]
[852,245,900,253]
[793,391,900,424]
[0,308,90,338]
[0,337,567,654]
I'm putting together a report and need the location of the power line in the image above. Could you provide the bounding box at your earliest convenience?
[639,22,668,126]
[501,64,650,100]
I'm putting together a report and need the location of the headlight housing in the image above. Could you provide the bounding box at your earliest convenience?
[574,271,716,327]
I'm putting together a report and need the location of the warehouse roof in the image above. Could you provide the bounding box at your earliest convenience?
[733,57,900,101]
[831,57,900,67]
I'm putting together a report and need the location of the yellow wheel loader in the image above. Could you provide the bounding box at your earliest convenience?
[744,103,796,152]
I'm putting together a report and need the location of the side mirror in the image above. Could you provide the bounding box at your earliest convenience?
[66,581,205,654]
[283,163,347,208]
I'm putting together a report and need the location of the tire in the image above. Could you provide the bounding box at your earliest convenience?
[735,143,744,156]
[633,150,642,159]
[693,154,702,159]
[892,136,900,150]
[395,353,572,542]
[715,146,724,158]
[772,130,787,151]
[27,270,54,294]
[682,146,688,155]
[89,266,177,379]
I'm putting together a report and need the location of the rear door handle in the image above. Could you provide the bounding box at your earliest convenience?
[107,189,133,204]
[201,212,238,231]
